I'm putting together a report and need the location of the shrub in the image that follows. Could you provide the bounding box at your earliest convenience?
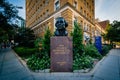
[27,54,50,70]
[73,55,93,70]
[107,44,113,50]
[42,27,52,57]
[14,47,37,57]
[72,21,84,57]
[34,37,43,49]
[102,45,109,56]
[84,44,102,59]
[27,28,51,70]
[102,44,112,56]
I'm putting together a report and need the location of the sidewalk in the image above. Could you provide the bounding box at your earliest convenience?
[0,48,34,80]
[0,48,91,80]
[0,48,120,80]
[91,49,120,80]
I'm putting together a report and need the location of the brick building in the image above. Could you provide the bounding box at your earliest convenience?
[26,0,98,43]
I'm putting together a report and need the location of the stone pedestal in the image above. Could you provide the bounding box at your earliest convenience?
[50,37,73,72]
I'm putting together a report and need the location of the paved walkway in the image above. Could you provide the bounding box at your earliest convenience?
[0,48,120,80]
[91,48,120,80]
[0,48,34,80]
[0,48,91,80]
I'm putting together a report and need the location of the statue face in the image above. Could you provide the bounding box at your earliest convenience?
[55,17,66,29]
[54,17,68,36]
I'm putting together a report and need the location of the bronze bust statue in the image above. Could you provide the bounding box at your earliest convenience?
[54,17,68,36]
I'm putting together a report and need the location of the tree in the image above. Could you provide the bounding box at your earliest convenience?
[14,27,35,48]
[0,0,18,42]
[72,22,95,70]
[0,0,18,22]
[105,20,120,43]
[27,27,52,70]
[42,27,52,57]
[72,21,84,57]
[34,37,42,49]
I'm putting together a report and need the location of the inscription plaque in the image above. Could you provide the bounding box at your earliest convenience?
[50,36,73,72]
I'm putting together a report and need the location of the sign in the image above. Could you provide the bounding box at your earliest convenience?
[50,37,73,72]
[95,36,102,53]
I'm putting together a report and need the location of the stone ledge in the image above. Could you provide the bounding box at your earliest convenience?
[73,69,91,73]
[34,69,50,73]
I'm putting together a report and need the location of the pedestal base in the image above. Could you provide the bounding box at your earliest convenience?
[50,36,73,72]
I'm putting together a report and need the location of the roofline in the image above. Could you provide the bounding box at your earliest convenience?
[31,2,95,30]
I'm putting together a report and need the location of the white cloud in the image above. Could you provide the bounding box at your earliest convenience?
[95,0,120,23]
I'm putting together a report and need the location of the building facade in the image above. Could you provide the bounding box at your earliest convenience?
[26,0,97,43]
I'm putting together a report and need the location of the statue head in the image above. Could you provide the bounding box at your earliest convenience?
[55,17,68,30]
[54,17,68,36]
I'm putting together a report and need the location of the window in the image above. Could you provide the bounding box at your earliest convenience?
[84,0,86,6]
[43,12,45,16]
[84,10,86,16]
[84,32,90,42]
[89,6,91,11]
[92,27,95,36]
[55,0,60,10]
[92,0,94,4]
[43,1,45,4]
[80,7,83,13]
[40,4,42,7]
[84,23,90,32]
[87,2,89,8]
[45,0,49,5]
[80,20,83,26]
[92,17,94,21]
[46,9,49,17]
[84,24,87,31]
[89,16,91,20]
[40,15,42,20]
[87,13,88,18]
[74,17,78,23]
[96,30,100,36]
[74,1,77,9]
[87,25,90,32]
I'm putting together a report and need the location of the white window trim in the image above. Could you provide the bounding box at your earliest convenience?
[84,32,90,41]
[54,0,60,11]
[73,0,78,9]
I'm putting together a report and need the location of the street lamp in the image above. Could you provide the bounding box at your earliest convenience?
[15,6,25,27]
[11,6,23,46]
[16,6,23,9]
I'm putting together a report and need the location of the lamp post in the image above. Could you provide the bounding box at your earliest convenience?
[11,6,23,47]
[16,6,26,28]
[16,6,23,9]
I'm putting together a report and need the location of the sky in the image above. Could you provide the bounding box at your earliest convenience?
[8,0,25,19]
[8,0,120,23]
[95,0,120,23]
